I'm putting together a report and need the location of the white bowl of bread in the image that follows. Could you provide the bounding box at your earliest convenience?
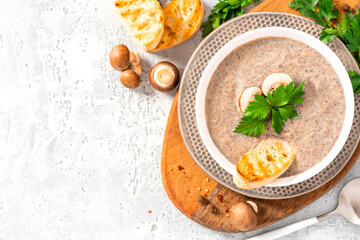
[195,27,354,189]
[114,0,204,52]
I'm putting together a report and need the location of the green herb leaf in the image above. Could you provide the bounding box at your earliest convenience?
[335,13,351,39]
[278,105,299,121]
[271,109,284,134]
[212,14,222,29]
[234,81,305,137]
[289,0,338,27]
[344,21,360,53]
[289,0,360,93]
[243,94,272,119]
[349,71,360,94]
[201,0,258,37]
[267,85,288,107]
[288,0,318,12]
[201,20,213,37]
[233,116,266,137]
[288,81,305,104]
[318,0,339,23]
[228,0,241,5]
[320,28,335,43]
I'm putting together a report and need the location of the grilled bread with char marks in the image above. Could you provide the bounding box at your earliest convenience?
[151,0,204,52]
[233,139,296,189]
[114,0,164,51]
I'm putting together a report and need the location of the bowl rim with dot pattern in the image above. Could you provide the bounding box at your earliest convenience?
[195,27,354,187]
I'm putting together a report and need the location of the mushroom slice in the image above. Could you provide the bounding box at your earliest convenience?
[239,87,262,113]
[149,61,180,92]
[262,73,293,96]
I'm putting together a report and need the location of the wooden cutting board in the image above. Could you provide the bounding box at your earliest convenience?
[161,0,360,233]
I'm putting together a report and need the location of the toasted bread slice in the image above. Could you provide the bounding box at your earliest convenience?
[150,0,205,52]
[233,139,295,190]
[114,0,164,51]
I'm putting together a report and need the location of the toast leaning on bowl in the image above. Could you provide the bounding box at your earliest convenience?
[233,139,296,189]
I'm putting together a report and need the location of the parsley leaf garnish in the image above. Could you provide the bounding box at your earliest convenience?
[278,105,299,122]
[287,81,306,104]
[271,109,284,134]
[234,116,266,137]
[289,1,360,94]
[243,94,272,119]
[234,81,305,137]
[201,0,258,37]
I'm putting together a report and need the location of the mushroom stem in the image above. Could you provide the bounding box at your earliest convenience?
[149,61,180,92]
[130,52,142,75]
[153,65,176,86]
[246,200,258,213]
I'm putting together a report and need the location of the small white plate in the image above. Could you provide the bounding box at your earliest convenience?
[195,27,354,187]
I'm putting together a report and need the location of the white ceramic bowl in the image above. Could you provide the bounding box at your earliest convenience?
[195,27,354,187]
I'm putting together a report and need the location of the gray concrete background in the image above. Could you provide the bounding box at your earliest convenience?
[0,0,359,239]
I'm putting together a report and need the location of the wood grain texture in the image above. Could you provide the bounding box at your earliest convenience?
[161,0,360,233]
[161,91,218,218]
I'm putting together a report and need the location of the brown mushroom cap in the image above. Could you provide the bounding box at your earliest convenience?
[229,202,257,231]
[120,70,140,89]
[149,61,180,92]
[109,45,130,71]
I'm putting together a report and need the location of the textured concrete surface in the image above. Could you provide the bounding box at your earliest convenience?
[0,0,359,239]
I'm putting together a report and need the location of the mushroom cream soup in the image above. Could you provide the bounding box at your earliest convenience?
[205,37,345,176]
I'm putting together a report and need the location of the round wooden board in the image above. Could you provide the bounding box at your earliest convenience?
[161,0,360,233]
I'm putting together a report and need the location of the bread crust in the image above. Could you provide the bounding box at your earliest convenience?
[114,0,164,51]
[150,0,205,52]
[233,139,296,189]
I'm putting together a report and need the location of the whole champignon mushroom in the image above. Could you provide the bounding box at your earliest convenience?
[149,61,180,92]
[262,73,293,96]
[120,70,140,89]
[109,45,130,71]
[239,87,262,113]
[229,202,257,231]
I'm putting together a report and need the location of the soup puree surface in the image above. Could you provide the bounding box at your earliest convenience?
[205,37,345,176]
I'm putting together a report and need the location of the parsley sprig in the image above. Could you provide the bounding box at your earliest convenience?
[234,81,305,137]
[289,0,339,28]
[289,0,360,94]
[201,0,258,37]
